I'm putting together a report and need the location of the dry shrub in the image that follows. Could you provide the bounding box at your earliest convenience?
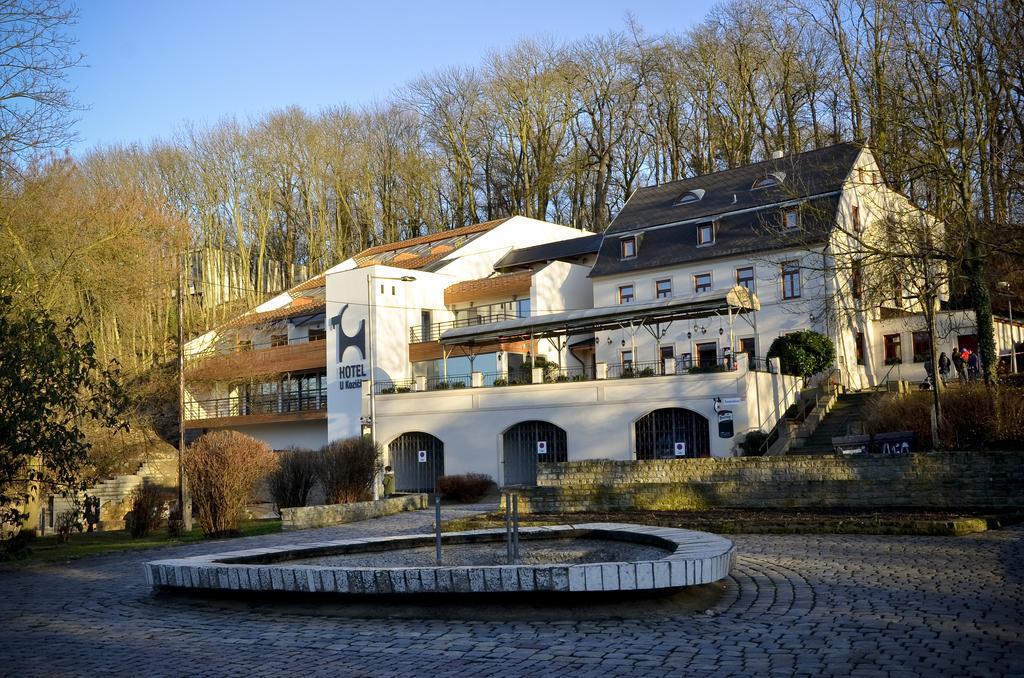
[183,431,276,537]
[125,483,173,538]
[437,473,495,503]
[864,384,1024,450]
[54,510,80,543]
[267,447,318,511]
[318,437,382,504]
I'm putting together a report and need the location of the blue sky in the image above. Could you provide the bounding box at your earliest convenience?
[69,0,718,154]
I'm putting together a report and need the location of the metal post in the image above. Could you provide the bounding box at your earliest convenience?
[177,252,192,533]
[512,493,520,564]
[367,274,379,500]
[434,493,442,566]
[505,491,513,565]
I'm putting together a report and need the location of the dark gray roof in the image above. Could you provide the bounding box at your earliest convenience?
[589,194,841,278]
[589,143,862,278]
[606,142,862,235]
[495,233,604,269]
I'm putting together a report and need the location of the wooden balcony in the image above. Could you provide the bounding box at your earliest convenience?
[186,339,326,381]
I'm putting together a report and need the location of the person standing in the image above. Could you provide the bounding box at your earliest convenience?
[382,465,396,498]
[967,350,981,381]
[938,352,951,384]
[952,347,966,383]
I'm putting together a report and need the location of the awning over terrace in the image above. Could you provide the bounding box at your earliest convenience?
[440,285,760,346]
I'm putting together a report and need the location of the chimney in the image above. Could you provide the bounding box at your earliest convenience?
[771,149,785,159]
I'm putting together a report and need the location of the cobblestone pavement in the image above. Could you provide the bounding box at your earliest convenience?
[2,503,1022,677]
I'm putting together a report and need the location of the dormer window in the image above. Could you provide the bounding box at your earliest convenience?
[675,188,705,205]
[620,236,637,259]
[697,222,715,246]
[752,171,785,189]
[783,209,800,230]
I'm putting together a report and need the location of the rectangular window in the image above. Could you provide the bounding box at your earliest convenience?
[620,236,636,259]
[892,275,904,308]
[884,334,902,365]
[655,279,672,299]
[736,266,755,292]
[852,260,863,300]
[308,328,326,342]
[697,222,715,246]
[659,345,674,361]
[618,284,634,304]
[420,310,432,341]
[515,298,531,318]
[237,339,253,352]
[912,332,931,363]
[270,333,288,348]
[784,209,800,230]
[694,273,712,294]
[621,350,633,370]
[696,342,718,368]
[851,204,861,232]
[856,332,865,365]
[781,261,801,299]
[740,337,756,361]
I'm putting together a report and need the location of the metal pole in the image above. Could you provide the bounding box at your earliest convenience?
[434,493,442,566]
[177,252,192,533]
[505,491,513,565]
[367,274,379,500]
[512,493,520,564]
[1010,297,1017,374]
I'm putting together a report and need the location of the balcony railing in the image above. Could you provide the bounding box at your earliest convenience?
[187,334,325,361]
[410,305,524,343]
[185,388,327,421]
[375,353,763,395]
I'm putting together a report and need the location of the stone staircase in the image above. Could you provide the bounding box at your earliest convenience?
[790,391,875,455]
[51,452,179,530]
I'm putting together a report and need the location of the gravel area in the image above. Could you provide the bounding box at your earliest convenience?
[285,537,670,567]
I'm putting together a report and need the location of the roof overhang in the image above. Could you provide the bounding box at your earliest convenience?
[440,285,759,346]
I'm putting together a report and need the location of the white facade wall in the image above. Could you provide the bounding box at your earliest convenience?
[373,355,801,480]
[591,245,830,371]
[229,421,328,451]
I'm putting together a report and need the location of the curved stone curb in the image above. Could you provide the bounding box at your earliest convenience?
[144,523,735,595]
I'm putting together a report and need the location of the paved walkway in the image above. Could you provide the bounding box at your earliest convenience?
[2,503,1022,677]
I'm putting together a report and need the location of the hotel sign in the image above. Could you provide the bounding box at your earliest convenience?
[331,303,369,390]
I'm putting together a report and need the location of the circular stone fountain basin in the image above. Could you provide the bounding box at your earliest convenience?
[144,523,734,596]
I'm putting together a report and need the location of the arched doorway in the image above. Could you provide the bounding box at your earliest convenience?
[502,420,567,486]
[387,432,444,492]
[634,408,710,460]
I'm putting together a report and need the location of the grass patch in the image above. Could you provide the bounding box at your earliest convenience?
[5,519,282,566]
[442,508,1024,537]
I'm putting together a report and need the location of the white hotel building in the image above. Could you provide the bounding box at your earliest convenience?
[184,143,1022,491]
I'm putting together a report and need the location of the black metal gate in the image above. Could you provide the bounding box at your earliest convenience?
[388,432,444,492]
[502,420,567,486]
[634,408,710,460]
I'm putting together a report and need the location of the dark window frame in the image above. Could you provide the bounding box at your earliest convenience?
[693,272,713,294]
[736,266,755,292]
[618,284,635,304]
[781,261,801,299]
[655,278,672,299]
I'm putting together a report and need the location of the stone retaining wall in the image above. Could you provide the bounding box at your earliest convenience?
[512,452,1024,513]
[280,494,428,531]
